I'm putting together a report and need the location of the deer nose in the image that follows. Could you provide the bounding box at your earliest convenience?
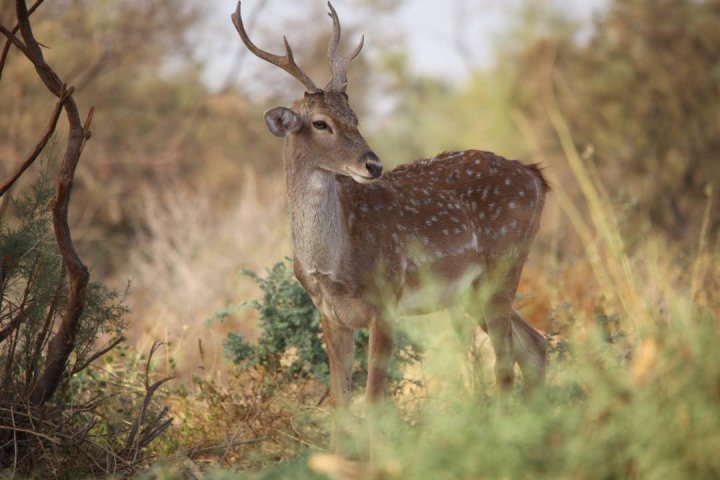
[364,152,383,179]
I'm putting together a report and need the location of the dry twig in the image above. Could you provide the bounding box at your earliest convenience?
[0,0,43,81]
[0,85,72,198]
[123,341,174,462]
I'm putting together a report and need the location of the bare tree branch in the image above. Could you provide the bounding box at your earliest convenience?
[6,0,92,406]
[0,84,72,198]
[123,341,174,462]
[27,264,67,384]
[64,336,126,378]
[0,23,31,66]
[0,310,28,344]
[0,0,43,82]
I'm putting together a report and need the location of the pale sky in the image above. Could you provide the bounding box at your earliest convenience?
[199,0,608,92]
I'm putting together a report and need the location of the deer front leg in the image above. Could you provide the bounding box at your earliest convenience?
[366,319,393,403]
[320,314,355,452]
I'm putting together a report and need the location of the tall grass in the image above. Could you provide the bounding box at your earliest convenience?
[123,170,291,380]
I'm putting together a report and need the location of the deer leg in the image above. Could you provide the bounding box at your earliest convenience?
[510,309,546,392]
[363,318,393,463]
[485,293,515,392]
[320,314,355,452]
[450,306,490,393]
[366,319,393,404]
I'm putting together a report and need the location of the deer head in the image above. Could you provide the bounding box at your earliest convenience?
[231,1,382,183]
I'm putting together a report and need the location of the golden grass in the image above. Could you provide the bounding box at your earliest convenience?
[119,170,292,381]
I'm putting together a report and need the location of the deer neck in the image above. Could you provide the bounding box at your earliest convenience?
[285,152,350,281]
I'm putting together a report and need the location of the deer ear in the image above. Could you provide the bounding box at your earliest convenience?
[264,107,301,137]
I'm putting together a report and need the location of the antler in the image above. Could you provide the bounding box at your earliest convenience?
[231,1,320,93]
[325,2,364,93]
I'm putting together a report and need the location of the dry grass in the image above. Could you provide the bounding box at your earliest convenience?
[119,169,291,381]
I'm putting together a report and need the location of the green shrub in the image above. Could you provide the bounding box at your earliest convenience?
[1,167,126,400]
[369,310,720,480]
[222,260,422,394]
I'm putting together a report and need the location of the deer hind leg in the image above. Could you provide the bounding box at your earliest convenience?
[484,291,515,392]
[366,318,393,404]
[471,261,528,393]
[320,314,355,452]
[458,288,514,393]
[510,309,546,392]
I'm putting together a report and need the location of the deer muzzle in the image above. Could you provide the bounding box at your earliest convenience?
[364,151,383,179]
[345,151,382,184]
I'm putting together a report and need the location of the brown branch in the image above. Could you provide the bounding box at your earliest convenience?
[64,336,126,378]
[124,375,174,459]
[0,23,31,59]
[0,84,72,198]
[0,190,11,229]
[28,263,66,384]
[0,424,60,444]
[6,0,93,406]
[0,0,42,81]
[136,406,172,449]
[0,309,28,344]
[9,406,18,476]
[316,387,330,407]
[12,1,63,95]
[123,341,174,462]
[144,341,163,391]
[0,262,4,325]
[1,310,21,389]
[2,254,37,387]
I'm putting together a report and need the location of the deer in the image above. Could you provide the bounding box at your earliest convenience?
[231,1,549,451]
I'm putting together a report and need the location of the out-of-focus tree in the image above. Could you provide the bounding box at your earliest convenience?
[1,0,213,273]
[371,52,529,168]
[1,0,405,275]
[510,0,720,239]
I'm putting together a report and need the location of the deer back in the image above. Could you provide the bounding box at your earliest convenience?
[336,150,549,310]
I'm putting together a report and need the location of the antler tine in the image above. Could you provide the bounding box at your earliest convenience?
[231,1,320,93]
[325,2,364,93]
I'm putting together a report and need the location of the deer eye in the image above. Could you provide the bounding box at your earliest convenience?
[312,120,330,131]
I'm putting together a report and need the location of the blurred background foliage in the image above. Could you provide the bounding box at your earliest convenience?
[2,0,719,476]
[3,0,716,270]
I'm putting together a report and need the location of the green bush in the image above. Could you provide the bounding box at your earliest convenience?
[1,167,126,400]
[370,311,720,479]
[222,260,422,394]
[237,307,719,480]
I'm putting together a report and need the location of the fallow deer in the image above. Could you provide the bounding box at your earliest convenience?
[231,1,548,450]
